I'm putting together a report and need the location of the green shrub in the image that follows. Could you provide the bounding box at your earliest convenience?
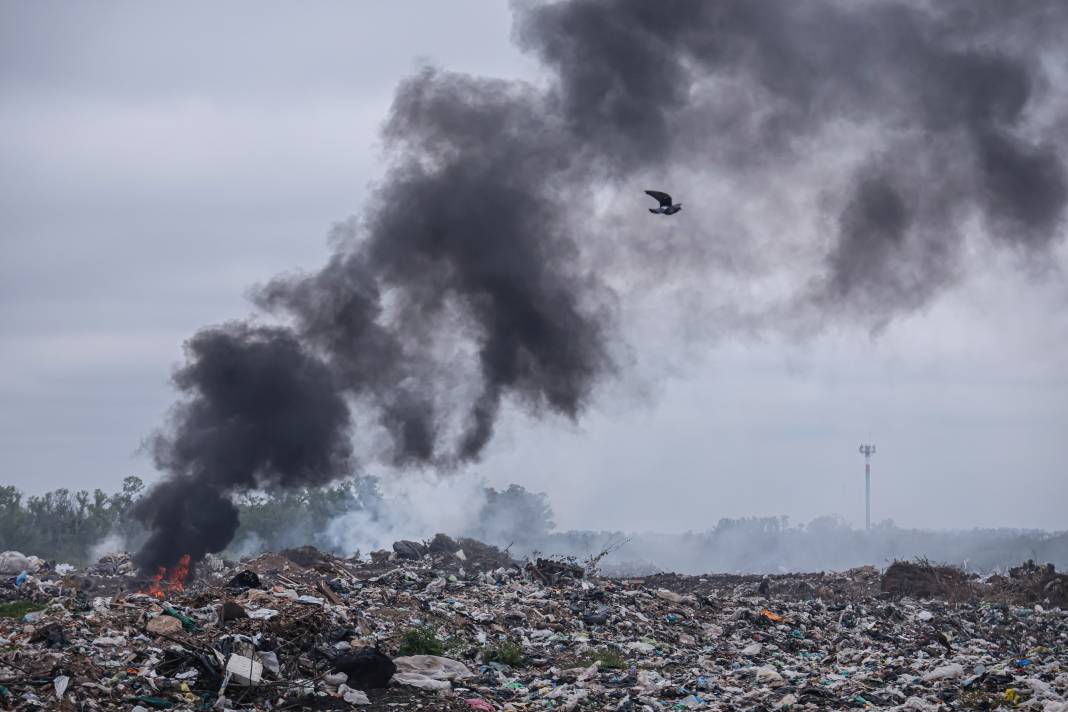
[482,640,525,667]
[397,626,444,656]
[584,647,626,669]
[443,635,469,656]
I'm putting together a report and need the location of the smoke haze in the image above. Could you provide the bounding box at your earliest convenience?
[219,476,1068,577]
[2,2,1065,570]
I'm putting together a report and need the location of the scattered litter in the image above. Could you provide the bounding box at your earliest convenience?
[0,544,1064,710]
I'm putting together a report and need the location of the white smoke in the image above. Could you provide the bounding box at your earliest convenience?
[89,532,128,563]
[325,472,489,556]
[228,530,267,560]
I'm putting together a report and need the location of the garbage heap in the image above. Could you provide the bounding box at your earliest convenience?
[1,539,1067,711]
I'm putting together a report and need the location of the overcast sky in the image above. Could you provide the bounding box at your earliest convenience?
[2,1,1066,534]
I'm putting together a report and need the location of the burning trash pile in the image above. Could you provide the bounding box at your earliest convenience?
[2,544,1067,711]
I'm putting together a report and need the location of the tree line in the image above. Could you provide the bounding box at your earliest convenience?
[0,477,555,565]
[1,477,1061,574]
[0,477,146,563]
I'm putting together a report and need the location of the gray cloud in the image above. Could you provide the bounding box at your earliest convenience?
[1,1,1066,557]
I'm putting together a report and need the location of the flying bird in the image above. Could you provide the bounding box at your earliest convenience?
[645,190,682,215]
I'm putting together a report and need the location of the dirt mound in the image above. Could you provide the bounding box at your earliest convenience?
[881,559,976,601]
[988,559,1068,608]
[452,537,517,571]
[427,533,459,555]
[280,545,331,569]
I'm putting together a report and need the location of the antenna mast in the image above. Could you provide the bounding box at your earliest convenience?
[858,443,876,530]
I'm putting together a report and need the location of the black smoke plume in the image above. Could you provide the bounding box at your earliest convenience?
[135,0,1068,572]
[134,326,353,573]
[259,70,610,462]
[516,0,1067,324]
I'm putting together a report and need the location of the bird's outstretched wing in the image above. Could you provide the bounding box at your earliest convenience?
[645,190,673,207]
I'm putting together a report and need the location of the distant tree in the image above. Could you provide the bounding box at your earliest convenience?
[807,514,850,534]
[0,485,30,550]
[0,477,151,563]
[470,485,556,547]
[229,477,377,555]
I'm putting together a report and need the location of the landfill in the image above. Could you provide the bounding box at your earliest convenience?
[1,541,1066,711]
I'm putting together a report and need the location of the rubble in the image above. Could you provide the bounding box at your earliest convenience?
[1,543,1066,710]
[146,615,184,636]
[992,560,1068,610]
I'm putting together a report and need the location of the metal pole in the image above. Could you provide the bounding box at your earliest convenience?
[865,461,870,530]
[858,443,876,531]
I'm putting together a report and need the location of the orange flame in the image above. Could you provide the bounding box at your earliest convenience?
[142,555,192,599]
[169,554,191,593]
[147,567,166,599]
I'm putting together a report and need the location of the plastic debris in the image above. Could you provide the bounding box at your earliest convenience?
[0,552,32,575]
[392,654,474,690]
[922,662,964,681]
[225,570,261,590]
[337,683,371,704]
[245,607,278,620]
[332,646,396,690]
[225,653,263,686]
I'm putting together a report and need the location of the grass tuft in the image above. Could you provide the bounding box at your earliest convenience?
[482,640,525,667]
[0,600,47,620]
